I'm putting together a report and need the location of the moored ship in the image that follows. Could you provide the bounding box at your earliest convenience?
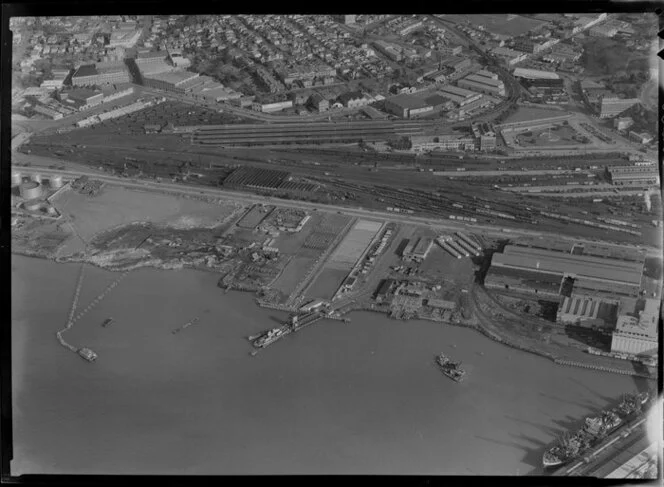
[253,326,290,348]
[542,391,651,469]
[436,353,466,382]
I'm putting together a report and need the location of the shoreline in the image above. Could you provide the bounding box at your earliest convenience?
[11,250,657,380]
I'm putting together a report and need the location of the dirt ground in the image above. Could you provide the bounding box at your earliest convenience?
[53,185,239,242]
[306,267,349,301]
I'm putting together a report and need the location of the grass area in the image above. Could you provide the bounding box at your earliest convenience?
[503,106,567,124]
[270,255,316,299]
[581,38,650,77]
[306,267,348,300]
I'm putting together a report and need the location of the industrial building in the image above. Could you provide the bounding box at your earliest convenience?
[251,100,293,113]
[438,85,482,106]
[628,131,654,145]
[610,298,658,356]
[383,94,434,118]
[401,237,434,262]
[458,74,505,97]
[605,164,659,187]
[599,97,640,118]
[556,293,619,331]
[65,88,104,108]
[471,122,497,151]
[486,244,645,299]
[490,47,527,65]
[439,56,471,72]
[495,113,573,134]
[72,61,131,87]
[613,117,634,131]
[143,70,201,93]
[308,93,329,113]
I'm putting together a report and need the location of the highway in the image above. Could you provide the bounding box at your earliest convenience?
[13,161,662,257]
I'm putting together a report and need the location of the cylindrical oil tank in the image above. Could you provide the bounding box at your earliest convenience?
[19,181,42,200]
[24,199,42,212]
[30,173,42,183]
[11,171,22,187]
[49,175,63,189]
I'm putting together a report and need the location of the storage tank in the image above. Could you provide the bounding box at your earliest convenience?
[19,181,42,200]
[49,175,64,189]
[24,199,42,212]
[30,173,42,183]
[11,171,22,187]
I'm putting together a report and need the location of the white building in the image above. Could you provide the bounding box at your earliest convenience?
[611,298,658,356]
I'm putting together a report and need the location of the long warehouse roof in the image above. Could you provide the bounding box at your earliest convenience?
[492,245,644,285]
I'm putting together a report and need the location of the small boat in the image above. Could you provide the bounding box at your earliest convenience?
[102,317,114,327]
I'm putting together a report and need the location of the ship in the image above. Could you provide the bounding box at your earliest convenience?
[102,317,114,327]
[617,391,649,417]
[78,347,98,362]
[543,431,591,468]
[436,353,466,382]
[542,391,651,468]
[253,326,290,348]
[585,409,622,433]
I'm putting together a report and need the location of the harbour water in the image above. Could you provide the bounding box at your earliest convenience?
[11,255,643,475]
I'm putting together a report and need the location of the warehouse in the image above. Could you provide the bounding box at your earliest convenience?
[143,70,201,93]
[438,85,482,106]
[402,237,434,262]
[556,293,619,330]
[66,88,104,108]
[488,245,644,298]
[599,97,640,118]
[72,61,131,87]
[458,75,506,97]
[605,165,660,187]
[383,94,434,118]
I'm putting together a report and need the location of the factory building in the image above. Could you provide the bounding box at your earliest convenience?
[490,47,527,65]
[628,131,654,145]
[471,122,496,151]
[457,73,505,97]
[143,70,201,93]
[32,104,63,120]
[599,97,640,118]
[438,45,463,57]
[251,100,293,113]
[438,85,482,106]
[613,117,634,131]
[486,244,644,299]
[423,68,454,84]
[605,164,659,187]
[308,93,329,113]
[66,88,104,109]
[401,237,434,262]
[610,298,658,356]
[439,55,471,72]
[383,94,433,118]
[72,61,131,87]
[556,293,619,331]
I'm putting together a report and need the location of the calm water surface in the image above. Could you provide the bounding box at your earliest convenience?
[11,255,643,475]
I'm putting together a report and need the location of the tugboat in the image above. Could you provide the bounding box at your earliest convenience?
[78,347,98,362]
[102,317,114,327]
[436,353,466,382]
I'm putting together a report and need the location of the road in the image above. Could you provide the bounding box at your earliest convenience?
[14,160,662,257]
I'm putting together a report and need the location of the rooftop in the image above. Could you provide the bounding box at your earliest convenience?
[386,93,431,110]
[144,70,199,85]
[72,64,98,78]
[492,245,644,286]
[439,85,478,98]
